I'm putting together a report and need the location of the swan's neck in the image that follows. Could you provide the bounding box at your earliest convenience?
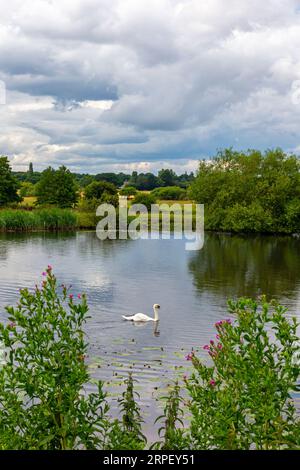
[153,307,159,321]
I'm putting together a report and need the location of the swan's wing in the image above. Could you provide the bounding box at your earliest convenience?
[132,313,152,321]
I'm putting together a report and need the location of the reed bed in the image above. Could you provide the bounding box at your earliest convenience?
[0,208,77,231]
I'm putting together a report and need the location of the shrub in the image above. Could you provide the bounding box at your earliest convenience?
[133,193,157,210]
[19,182,36,198]
[0,267,109,449]
[184,297,300,449]
[119,186,138,196]
[85,181,117,200]
[152,186,187,201]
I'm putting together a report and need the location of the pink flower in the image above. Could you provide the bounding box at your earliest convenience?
[42,272,47,276]
[217,343,223,350]
[210,340,214,345]
[8,322,16,329]
[203,344,210,350]
[185,352,194,361]
[77,294,81,299]
[47,265,52,271]
[69,294,74,300]
[209,380,216,387]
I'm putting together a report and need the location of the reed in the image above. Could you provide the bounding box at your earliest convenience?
[0,208,77,231]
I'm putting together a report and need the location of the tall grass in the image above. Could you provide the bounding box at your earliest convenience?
[0,208,77,232]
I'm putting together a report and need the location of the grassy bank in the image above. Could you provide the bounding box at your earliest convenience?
[0,208,77,231]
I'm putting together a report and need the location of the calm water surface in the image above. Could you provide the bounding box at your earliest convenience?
[0,232,299,436]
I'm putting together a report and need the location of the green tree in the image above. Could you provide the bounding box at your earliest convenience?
[85,181,117,200]
[36,166,78,208]
[19,182,36,198]
[158,169,177,187]
[0,156,21,206]
[189,148,300,233]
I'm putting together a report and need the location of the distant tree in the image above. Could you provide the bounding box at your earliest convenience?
[119,186,138,196]
[0,156,21,206]
[130,171,138,186]
[151,186,187,200]
[158,169,177,187]
[36,166,78,208]
[129,172,159,190]
[133,192,157,210]
[94,173,130,187]
[19,182,36,198]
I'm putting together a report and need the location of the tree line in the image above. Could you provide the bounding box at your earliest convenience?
[1,148,300,233]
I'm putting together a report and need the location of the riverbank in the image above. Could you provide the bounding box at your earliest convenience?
[0,205,299,234]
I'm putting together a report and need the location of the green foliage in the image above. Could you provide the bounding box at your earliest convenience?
[184,297,300,449]
[119,186,138,196]
[133,192,157,210]
[84,181,118,209]
[152,382,187,450]
[107,374,146,450]
[0,208,77,231]
[0,269,299,450]
[189,148,300,233]
[36,166,78,208]
[129,172,159,190]
[0,267,109,449]
[94,172,130,188]
[152,186,187,200]
[158,168,177,187]
[0,156,21,206]
[19,182,36,198]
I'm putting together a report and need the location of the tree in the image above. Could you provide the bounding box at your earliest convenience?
[0,156,21,206]
[36,166,78,208]
[188,148,300,233]
[85,181,117,200]
[19,182,36,198]
[158,169,177,187]
[28,162,33,174]
[83,181,118,209]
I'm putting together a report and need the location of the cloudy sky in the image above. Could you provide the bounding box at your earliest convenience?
[0,0,300,174]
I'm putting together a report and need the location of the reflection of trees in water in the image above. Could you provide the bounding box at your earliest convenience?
[188,234,300,300]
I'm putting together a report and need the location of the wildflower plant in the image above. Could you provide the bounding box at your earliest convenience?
[0,266,109,449]
[185,297,300,449]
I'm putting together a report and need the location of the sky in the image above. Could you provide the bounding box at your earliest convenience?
[0,0,300,174]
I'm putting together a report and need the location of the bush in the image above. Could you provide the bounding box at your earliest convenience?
[119,186,138,196]
[184,297,300,449]
[133,193,157,210]
[152,186,187,200]
[19,182,36,198]
[85,181,117,200]
[0,267,110,449]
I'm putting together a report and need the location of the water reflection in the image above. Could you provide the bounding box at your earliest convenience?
[189,233,300,303]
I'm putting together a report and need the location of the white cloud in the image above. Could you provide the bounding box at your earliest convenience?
[0,0,300,172]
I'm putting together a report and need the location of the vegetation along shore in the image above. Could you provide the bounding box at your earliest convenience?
[1,147,299,234]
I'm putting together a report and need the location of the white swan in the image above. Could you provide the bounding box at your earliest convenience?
[122,304,160,322]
